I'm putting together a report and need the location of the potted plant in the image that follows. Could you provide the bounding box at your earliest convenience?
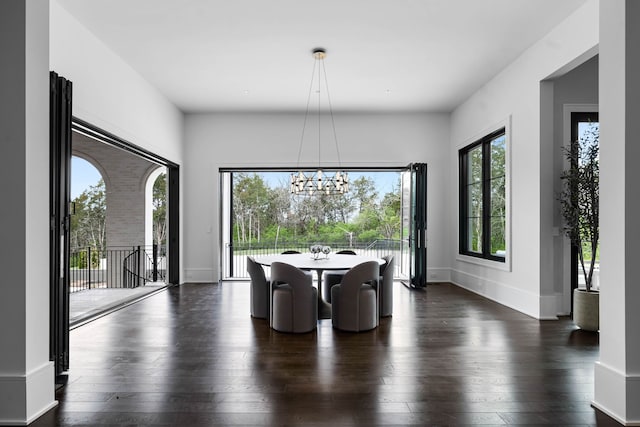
[558,122,599,331]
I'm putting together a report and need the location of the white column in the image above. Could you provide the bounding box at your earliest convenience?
[594,1,640,424]
[0,0,57,425]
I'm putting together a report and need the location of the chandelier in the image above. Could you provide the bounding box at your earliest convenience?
[290,48,349,196]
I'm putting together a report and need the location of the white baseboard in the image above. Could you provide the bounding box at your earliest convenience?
[426,269,562,320]
[183,268,215,282]
[450,269,540,318]
[0,362,57,426]
[538,294,559,320]
[555,291,571,317]
[593,362,640,425]
[426,268,451,283]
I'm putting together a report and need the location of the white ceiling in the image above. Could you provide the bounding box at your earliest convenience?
[57,0,586,113]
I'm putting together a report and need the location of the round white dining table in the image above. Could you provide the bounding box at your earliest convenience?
[254,253,385,319]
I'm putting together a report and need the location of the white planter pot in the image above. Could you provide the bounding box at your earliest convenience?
[573,288,599,332]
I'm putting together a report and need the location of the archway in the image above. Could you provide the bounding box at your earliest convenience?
[145,167,168,282]
[145,167,167,249]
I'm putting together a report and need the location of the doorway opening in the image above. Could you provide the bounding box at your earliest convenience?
[220,166,427,287]
[68,120,179,327]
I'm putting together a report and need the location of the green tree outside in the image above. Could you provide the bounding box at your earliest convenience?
[70,179,106,252]
[70,171,168,261]
[153,172,167,245]
[232,172,402,249]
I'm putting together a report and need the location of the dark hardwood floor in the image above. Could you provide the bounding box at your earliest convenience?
[33,281,620,426]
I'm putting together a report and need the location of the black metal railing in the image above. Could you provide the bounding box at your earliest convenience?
[122,248,142,289]
[227,239,403,279]
[70,245,166,293]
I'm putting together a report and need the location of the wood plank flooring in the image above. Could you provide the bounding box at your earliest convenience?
[32,281,620,426]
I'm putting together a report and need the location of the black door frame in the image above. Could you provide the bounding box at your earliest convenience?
[569,111,599,314]
[403,163,428,289]
[50,72,72,381]
[71,118,181,284]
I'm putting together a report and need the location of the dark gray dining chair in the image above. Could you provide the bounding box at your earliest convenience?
[270,262,318,333]
[377,255,394,317]
[247,256,269,319]
[331,261,379,332]
[321,249,356,303]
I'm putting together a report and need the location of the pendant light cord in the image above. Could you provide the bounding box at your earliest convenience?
[317,56,322,169]
[321,59,342,168]
[296,59,318,167]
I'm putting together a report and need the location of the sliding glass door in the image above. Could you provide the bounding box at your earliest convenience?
[219,168,404,280]
[219,166,428,286]
[50,72,72,380]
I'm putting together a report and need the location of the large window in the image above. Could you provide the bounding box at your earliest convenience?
[219,169,405,279]
[459,128,506,262]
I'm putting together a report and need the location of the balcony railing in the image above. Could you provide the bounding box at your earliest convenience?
[70,245,166,293]
[226,239,404,279]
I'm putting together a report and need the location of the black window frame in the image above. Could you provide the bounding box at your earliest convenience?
[459,127,506,262]
[569,112,598,299]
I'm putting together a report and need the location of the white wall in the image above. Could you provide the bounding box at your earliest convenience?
[449,0,599,318]
[183,112,450,282]
[49,0,183,163]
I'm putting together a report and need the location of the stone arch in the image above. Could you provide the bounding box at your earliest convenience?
[72,130,162,249]
[144,166,167,248]
[70,150,111,191]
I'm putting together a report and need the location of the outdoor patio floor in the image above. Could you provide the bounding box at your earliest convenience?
[70,283,168,327]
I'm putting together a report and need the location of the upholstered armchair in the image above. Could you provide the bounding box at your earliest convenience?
[377,255,394,317]
[331,261,379,332]
[270,262,318,333]
[321,249,356,303]
[247,256,270,319]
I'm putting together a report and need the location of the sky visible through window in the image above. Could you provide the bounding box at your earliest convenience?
[71,156,102,199]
